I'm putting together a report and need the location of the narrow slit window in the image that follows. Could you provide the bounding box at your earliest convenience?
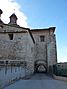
[8,33,13,40]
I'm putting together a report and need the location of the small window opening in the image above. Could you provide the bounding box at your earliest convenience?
[40,35,45,42]
[8,34,13,40]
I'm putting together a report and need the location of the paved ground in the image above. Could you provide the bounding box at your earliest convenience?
[30,73,52,80]
[4,73,67,89]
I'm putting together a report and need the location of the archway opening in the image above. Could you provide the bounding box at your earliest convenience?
[35,64,47,73]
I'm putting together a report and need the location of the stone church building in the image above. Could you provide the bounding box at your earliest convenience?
[0,9,57,75]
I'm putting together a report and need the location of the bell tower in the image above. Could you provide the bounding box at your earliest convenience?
[9,13,18,25]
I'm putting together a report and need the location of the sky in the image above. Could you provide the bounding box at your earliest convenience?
[0,0,67,62]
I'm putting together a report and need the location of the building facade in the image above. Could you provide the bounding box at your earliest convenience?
[0,9,57,75]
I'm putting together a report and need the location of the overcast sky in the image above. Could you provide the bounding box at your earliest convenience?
[0,0,67,62]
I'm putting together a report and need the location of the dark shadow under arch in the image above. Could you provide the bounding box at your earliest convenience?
[34,63,47,73]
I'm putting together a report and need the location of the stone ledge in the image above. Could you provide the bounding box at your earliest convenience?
[53,74,67,82]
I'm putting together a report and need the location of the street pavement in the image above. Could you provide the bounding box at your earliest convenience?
[4,73,67,89]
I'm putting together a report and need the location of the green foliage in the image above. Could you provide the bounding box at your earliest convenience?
[53,64,67,77]
[0,81,2,89]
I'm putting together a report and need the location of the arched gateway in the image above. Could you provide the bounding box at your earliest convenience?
[34,60,47,73]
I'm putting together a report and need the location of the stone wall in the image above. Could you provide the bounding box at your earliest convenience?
[31,28,57,73]
[47,41,57,73]
[0,24,35,75]
[25,31,34,74]
[31,30,50,43]
[47,42,57,66]
[0,24,57,74]
[34,42,47,61]
[0,40,15,60]
[31,30,50,63]
[0,32,28,61]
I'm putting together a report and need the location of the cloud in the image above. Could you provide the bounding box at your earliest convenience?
[57,47,67,62]
[0,0,28,27]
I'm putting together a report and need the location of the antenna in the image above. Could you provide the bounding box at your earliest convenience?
[13,9,15,14]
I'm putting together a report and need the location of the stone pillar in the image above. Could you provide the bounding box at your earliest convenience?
[47,40,57,74]
[25,61,34,76]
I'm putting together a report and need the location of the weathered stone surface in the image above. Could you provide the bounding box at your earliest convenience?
[0,23,57,74]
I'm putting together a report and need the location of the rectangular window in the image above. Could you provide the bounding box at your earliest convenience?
[8,33,13,40]
[40,35,45,42]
